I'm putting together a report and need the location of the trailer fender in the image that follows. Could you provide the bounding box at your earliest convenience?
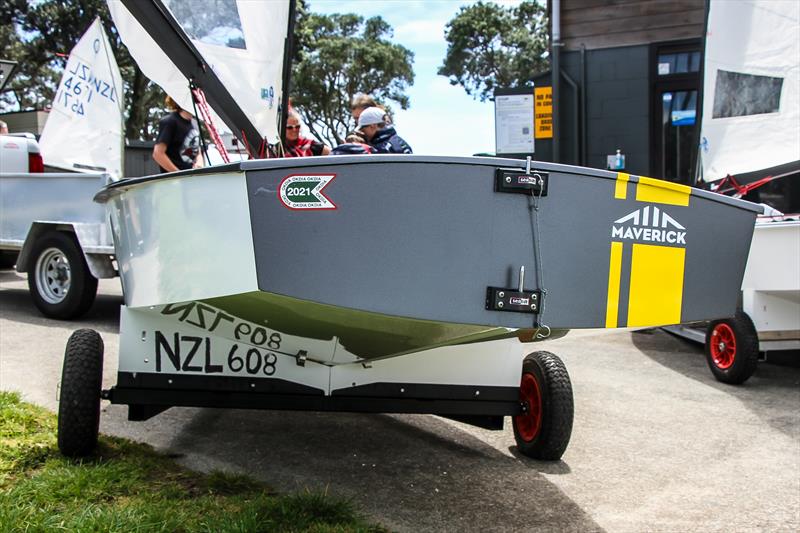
[16,222,116,279]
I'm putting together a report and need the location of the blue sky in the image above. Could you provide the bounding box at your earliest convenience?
[311,0,524,156]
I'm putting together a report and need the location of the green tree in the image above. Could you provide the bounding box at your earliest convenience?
[291,10,414,146]
[0,0,165,140]
[439,0,549,102]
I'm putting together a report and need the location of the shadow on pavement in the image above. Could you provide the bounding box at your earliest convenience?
[106,405,603,533]
[0,272,122,334]
[632,328,800,439]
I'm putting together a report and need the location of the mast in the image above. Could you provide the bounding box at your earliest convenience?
[279,0,298,151]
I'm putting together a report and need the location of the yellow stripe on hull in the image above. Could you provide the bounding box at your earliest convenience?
[605,241,624,328]
[614,172,630,200]
[627,243,685,327]
[635,176,691,206]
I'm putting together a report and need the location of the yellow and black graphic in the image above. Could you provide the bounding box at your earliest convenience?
[606,172,691,328]
[534,86,553,139]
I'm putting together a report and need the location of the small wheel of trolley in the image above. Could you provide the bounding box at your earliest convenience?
[512,351,574,460]
[28,231,98,319]
[705,310,759,384]
[58,329,104,457]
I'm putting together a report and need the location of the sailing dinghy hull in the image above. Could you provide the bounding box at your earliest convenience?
[98,155,759,358]
[85,156,759,458]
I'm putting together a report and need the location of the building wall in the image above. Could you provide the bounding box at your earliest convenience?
[1,111,49,135]
[561,45,651,175]
[126,140,160,177]
[560,0,705,51]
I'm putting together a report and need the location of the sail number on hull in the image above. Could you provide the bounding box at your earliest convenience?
[152,302,284,377]
[153,332,278,376]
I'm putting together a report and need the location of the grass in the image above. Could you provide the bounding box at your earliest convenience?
[0,391,386,532]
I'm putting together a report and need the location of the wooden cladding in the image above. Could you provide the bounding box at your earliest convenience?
[559,0,705,50]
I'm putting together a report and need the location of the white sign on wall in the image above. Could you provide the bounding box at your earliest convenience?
[494,92,535,154]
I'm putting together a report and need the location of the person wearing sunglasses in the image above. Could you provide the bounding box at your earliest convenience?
[283,110,331,157]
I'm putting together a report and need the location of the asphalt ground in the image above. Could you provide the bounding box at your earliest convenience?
[1,271,799,532]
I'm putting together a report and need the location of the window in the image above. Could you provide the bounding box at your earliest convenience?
[657,51,701,76]
[164,0,247,49]
[712,70,783,118]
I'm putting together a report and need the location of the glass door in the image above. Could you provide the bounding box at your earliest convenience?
[660,89,698,183]
[651,42,701,185]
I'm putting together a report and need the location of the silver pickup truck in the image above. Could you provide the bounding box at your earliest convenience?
[0,133,116,319]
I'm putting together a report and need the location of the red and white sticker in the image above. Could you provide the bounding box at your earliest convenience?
[278,174,336,210]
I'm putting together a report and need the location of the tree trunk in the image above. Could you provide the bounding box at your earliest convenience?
[125,67,148,140]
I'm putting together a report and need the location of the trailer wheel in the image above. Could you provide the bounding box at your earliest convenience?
[58,329,104,457]
[705,311,759,384]
[27,231,97,319]
[512,351,574,460]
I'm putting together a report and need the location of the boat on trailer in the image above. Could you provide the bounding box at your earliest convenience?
[55,0,760,461]
[59,153,760,460]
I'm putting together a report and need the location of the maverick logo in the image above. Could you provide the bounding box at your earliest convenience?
[612,206,686,244]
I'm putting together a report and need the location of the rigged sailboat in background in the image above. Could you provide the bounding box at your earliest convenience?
[38,17,124,176]
[673,0,800,384]
[699,0,800,199]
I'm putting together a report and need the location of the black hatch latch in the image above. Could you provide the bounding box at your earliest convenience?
[495,168,548,196]
[486,266,541,314]
[486,287,541,314]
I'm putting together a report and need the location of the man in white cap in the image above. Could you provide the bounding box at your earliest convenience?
[357,106,412,154]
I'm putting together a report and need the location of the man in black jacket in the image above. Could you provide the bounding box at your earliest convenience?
[357,107,412,154]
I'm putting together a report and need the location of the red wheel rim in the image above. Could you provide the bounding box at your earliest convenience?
[710,323,736,369]
[514,373,542,442]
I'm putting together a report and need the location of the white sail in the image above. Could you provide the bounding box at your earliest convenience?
[39,18,124,176]
[107,0,290,143]
[700,0,800,182]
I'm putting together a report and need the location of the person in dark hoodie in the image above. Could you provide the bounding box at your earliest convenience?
[331,133,376,155]
[357,106,412,154]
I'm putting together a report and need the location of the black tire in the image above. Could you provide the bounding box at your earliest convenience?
[58,329,104,457]
[27,231,97,319]
[705,310,759,384]
[0,250,18,269]
[512,351,574,460]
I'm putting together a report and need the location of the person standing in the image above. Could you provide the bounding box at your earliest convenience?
[152,95,202,173]
[0,120,8,134]
[283,110,331,157]
[357,106,412,154]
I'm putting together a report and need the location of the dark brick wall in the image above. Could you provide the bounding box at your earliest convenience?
[558,44,651,175]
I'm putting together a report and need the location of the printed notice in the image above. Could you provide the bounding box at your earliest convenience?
[495,93,535,154]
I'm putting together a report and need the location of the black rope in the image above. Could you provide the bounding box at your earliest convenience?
[188,79,210,166]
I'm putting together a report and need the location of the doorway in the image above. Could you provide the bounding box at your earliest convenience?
[651,41,702,185]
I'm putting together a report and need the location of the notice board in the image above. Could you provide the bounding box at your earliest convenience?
[494,87,535,157]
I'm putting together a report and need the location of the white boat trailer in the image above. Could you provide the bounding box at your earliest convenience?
[665,215,800,383]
